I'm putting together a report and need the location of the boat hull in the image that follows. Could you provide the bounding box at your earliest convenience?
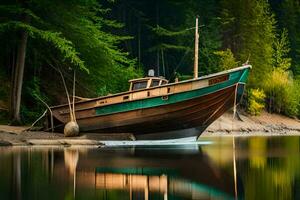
[86,84,239,139]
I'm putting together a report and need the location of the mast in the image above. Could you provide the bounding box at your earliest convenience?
[194,17,199,79]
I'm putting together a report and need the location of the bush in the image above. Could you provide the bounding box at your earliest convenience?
[284,81,299,117]
[214,49,239,71]
[248,89,266,116]
[295,79,300,118]
[263,69,300,117]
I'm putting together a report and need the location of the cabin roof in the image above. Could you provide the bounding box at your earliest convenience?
[128,77,168,83]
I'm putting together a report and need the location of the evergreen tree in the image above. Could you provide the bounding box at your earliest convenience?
[0,0,140,123]
[110,0,222,78]
[1,0,300,122]
[220,0,277,88]
[270,0,300,75]
[273,29,291,71]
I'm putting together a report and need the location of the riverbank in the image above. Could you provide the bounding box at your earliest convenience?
[202,111,300,136]
[1,111,300,146]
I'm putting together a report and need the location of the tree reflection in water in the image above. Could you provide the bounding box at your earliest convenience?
[201,136,300,200]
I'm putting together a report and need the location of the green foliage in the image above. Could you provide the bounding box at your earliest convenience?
[0,0,142,123]
[248,89,266,116]
[151,26,188,37]
[219,0,300,117]
[177,73,193,81]
[110,0,222,77]
[214,49,238,71]
[284,80,300,117]
[0,0,300,123]
[273,29,291,71]
[294,79,300,117]
[0,21,86,71]
[220,0,276,88]
[19,77,49,123]
[263,69,300,117]
[270,0,300,75]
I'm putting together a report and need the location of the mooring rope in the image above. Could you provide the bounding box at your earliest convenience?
[34,95,54,132]
[26,109,47,132]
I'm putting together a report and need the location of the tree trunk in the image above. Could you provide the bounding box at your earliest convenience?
[9,48,16,119]
[10,18,29,124]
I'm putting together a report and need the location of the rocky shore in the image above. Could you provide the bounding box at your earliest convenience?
[1,111,300,146]
[202,111,300,136]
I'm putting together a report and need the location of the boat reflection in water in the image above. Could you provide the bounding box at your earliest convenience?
[75,146,235,200]
[0,145,236,200]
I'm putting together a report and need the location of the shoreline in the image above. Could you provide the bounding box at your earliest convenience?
[202,111,300,137]
[1,111,300,146]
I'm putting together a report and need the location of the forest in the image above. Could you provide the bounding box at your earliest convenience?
[0,0,300,124]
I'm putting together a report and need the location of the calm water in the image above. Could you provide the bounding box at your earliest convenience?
[0,136,300,200]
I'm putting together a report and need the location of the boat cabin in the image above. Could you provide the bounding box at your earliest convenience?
[129,77,168,91]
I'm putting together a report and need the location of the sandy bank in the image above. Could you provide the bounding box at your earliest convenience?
[1,111,300,146]
[202,111,300,137]
[0,127,134,146]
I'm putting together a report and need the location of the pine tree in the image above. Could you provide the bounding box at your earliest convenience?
[270,0,300,75]
[220,0,277,88]
[110,0,222,78]
[0,0,140,123]
[273,29,291,71]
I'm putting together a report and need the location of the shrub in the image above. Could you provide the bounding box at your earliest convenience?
[284,81,299,117]
[248,89,266,116]
[263,69,299,117]
[296,80,300,118]
[214,49,239,71]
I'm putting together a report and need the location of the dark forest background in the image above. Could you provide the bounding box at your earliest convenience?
[1,0,300,124]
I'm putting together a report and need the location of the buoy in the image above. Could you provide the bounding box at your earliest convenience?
[64,121,79,137]
[58,69,79,137]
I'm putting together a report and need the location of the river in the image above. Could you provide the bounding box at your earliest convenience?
[0,136,299,200]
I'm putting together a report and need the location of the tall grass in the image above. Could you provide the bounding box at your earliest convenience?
[263,69,300,117]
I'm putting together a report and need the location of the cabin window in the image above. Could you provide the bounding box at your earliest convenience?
[161,80,167,85]
[123,95,129,100]
[150,80,160,87]
[132,81,148,90]
[98,100,106,105]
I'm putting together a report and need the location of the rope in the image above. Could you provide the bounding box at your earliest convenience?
[168,27,200,81]
[72,96,91,101]
[168,48,191,82]
[72,70,76,123]
[49,63,74,122]
[59,68,74,122]
[35,95,54,132]
[25,110,47,132]
[43,123,64,132]
[233,84,238,119]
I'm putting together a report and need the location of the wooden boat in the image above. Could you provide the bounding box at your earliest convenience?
[46,64,251,139]
[45,18,251,140]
